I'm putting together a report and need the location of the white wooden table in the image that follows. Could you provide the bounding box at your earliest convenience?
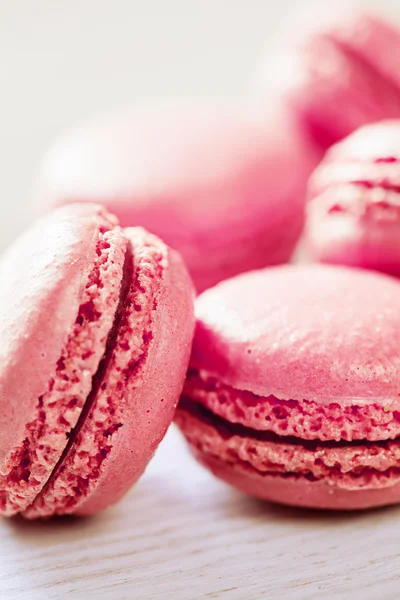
[1,425,399,599]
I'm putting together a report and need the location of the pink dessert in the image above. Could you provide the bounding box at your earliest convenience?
[35,108,317,292]
[175,265,400,510]
[306,120,400,276]
[254,8,400,151]
[0,203,194,518]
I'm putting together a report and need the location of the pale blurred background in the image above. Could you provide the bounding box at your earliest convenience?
[1,0,400,252]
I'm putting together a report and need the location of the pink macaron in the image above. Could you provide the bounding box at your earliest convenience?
[34,108,317,293]
[176,264,400,510]
[0,203,194,519]
[254,7,400,151]
[306,120,400,276]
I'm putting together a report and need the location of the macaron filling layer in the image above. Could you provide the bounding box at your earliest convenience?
[177,398,400,491]
[25,229,165,518]
[184,370,400,442]
[0,227,126,516]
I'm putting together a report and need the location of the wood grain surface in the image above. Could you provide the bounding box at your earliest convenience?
[0,426,399,599]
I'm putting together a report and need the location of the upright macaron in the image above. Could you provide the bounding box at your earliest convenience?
[253,7,400,151]
[34,108,317,293]
[306,120,400,276]
[0,203,194,518]
[176,265,400,510]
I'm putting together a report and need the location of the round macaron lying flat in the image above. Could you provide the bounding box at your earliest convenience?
[176,265,400,510]
[35,108,318,293]
[306,120,400,276]
[0,203,194,518]
[253,7,400,151]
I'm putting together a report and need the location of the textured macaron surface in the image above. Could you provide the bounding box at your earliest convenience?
[0,204,194,518]
[189,265,400,402]
[37,109,317,292]
[307,121,400,275]
[176,265,400,509]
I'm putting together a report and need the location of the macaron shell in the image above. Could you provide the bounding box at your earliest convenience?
[1,226,126,516]
[0,204,122,513]
[25,228,194,518]
[36,109,317,292]
[191,265,400,403]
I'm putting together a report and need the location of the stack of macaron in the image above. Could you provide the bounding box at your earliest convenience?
[2,4,400,519]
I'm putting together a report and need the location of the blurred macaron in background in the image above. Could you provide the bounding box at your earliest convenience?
[306,120,400,276]
[252,1,400,152]
[27,1,400,291]
[2,0,400,263]
[34,106,317,292]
